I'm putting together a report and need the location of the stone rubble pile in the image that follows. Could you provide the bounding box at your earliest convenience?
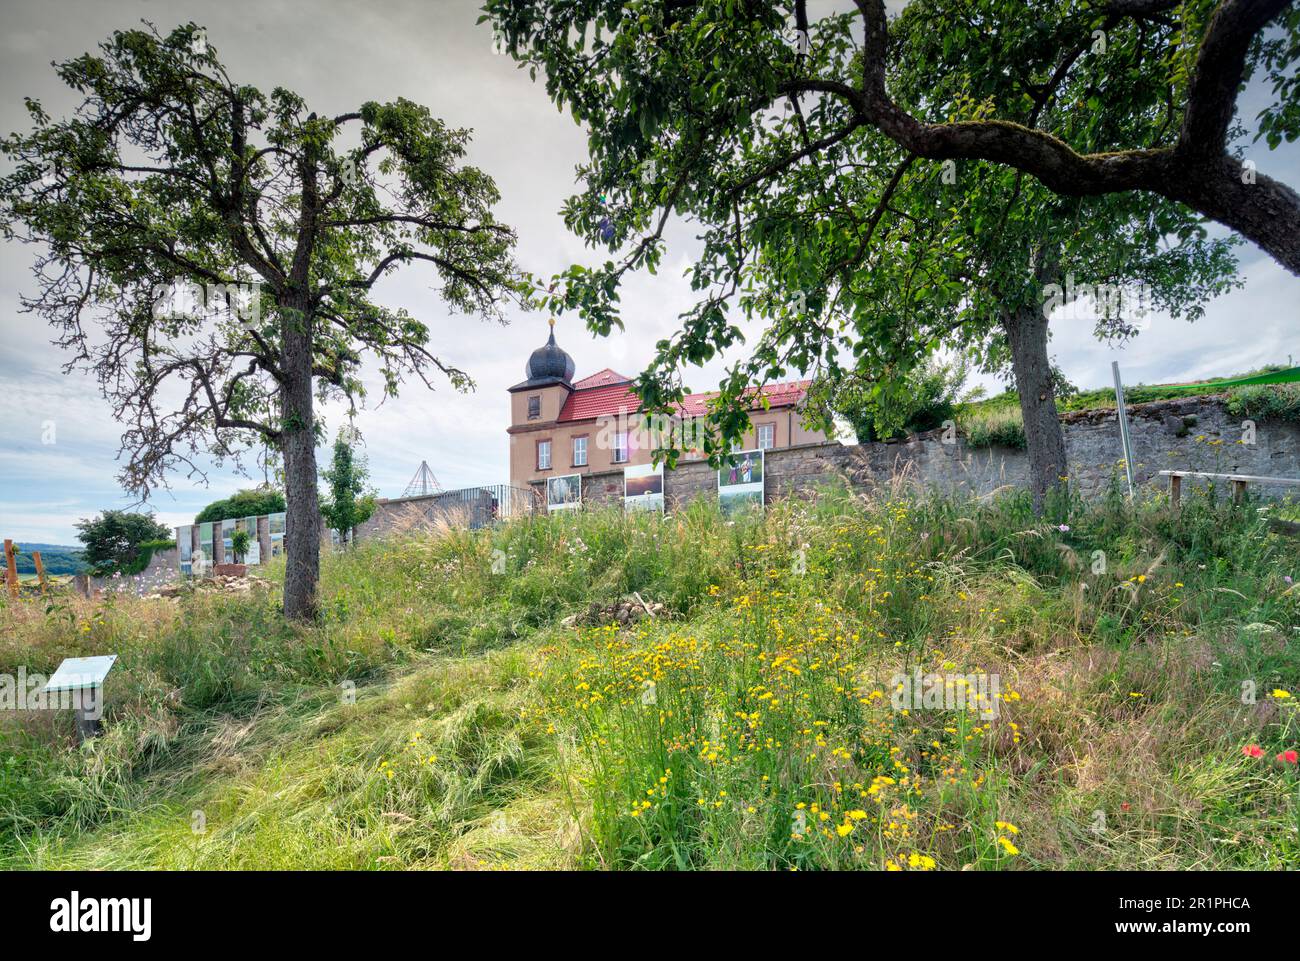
[561,595,667,629]
[145,573,271,601]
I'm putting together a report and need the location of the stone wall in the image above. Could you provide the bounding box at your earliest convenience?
[74,547,179,598]
[526,396,1300,510]
[356,487,531,542]
[1057,394,1299,498]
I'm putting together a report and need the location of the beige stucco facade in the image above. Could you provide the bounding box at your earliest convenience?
[507,398,831,490]
[507,323,831,491]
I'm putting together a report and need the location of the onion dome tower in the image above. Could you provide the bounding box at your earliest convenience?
[523,317,575,386]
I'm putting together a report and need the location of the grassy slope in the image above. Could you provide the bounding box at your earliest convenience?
[2,486,1297,870]
[955,369,1300,450]
[962,364,1297,415]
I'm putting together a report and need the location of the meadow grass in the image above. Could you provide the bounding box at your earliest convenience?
[1,484,1297,870]
[956,382,1300,450]
[958,405,1027,450]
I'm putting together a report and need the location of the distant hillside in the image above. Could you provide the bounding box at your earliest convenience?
[13,544,85,575]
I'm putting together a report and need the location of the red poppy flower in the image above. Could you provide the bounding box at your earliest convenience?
[1277,750,1298,765]
[1242,744,1265,758]
[1120,802,1131,812]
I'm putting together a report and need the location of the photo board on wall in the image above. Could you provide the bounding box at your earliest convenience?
[718,449,764,516]
[624,463,664,513]
[547,473,582,512]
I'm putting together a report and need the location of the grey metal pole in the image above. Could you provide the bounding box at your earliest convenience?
[73,687,104,742]
[1111,361,1136,498]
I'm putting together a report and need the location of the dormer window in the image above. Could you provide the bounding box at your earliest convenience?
[527,395,540,420]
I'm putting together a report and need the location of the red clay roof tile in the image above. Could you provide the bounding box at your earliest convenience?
[556,378,809,423]
[571,368,631,389]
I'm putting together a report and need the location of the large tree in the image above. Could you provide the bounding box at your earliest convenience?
[74,510,172,576]
[853,8,1241,501]
[493,0,1298,271]
[486,0,1241,501]
[2,23,522,617]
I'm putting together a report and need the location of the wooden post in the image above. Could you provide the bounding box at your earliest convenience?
[2,540,18,600]
[1231,479,1247,504]
[3,540,18,600]
[1169,473,1182,511]
[32,551,49,595]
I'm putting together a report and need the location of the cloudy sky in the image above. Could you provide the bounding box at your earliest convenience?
[1,0,1297,545]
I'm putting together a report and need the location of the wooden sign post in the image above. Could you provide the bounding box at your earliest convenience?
[3,539,18,600]
[32,550,49,595]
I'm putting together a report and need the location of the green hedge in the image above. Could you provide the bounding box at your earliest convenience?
[115,538,178,577]
[194,488,285,524]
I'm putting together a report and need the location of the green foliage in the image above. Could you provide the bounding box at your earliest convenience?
[13,545,84,576]
[117,539,179,577]
[1226,384,1300,424]
[0,20,522,501]
[195,488,285,524]
[73,511,171,576]
[487,1,1240,467]
[1255,4,1300,150]
[230,529,251,564]
[830,357,967,442]
[320,431,377,543]
[961,407,1027,450]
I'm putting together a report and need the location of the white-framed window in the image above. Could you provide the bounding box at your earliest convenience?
[613,431,629,463]
[757,423,776,450]
[537,440,552,470]
[573,436,587,466]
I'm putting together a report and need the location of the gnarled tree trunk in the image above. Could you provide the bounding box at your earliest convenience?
[1003,302,1067,511]
[281,295,320,621]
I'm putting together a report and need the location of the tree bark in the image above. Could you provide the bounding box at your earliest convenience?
[1164,158,1300,276]
[841,0,1300,277]
[281,295,320,620]
[1003,303,1067,511]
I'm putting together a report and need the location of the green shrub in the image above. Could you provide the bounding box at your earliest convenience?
[74,511,172,575]
[833,358,967,442]
[230,529,251,563]
[1225,384,1300,423]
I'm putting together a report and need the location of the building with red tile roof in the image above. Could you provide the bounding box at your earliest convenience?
[507,322,829,490]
